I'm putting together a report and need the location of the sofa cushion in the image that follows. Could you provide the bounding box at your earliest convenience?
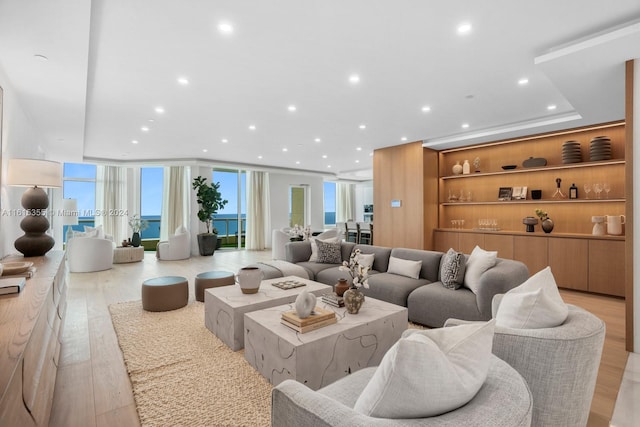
[363,273,428,307]
[440,248,466,289]
[495,266,568,329]
[354,320,495,418]
[464,246,497,294]
[354,245,392,272]
[408,283,482,328]
[316,240,343,264]
[387,256,422,279]
[316,268,381,288]
[309,236,340,262]
[389,248,443,282]
[356,253,375,270]
[84,224,105,239]
[295,262,341,281]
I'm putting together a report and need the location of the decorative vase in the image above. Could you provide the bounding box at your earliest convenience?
[542,218,554,233]
[452,161,463,175]
[523,217,538,233]
[236,267,263,294]
[462,159,470,175]
[295,289,317,318]
[131,232,141,247]
[343,288,365,314]
[335,278,349,297]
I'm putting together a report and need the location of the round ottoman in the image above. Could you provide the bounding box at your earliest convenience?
[142,276,189,312]
[195,271,235,302]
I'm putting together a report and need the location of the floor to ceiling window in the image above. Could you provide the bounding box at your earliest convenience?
[62,163,96,241]
[212,169,246,248]
[140,167,163,239]
[324,181,336,226]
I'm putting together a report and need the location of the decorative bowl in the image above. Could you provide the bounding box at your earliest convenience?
[501,165,517,170]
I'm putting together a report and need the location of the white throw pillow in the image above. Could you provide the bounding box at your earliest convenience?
[354,320,495,418]
[387,256,422,280]
[84,225,105,239]
[356,253,375,270]
[464,246,497,294]
[309,237,340,262]
[495,266,569,329]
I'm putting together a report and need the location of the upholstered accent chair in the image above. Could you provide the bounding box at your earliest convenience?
[156,225,191,260]
[271,355,533,426]
[446,303,605,427]
[67,236,115,273]
[271,229,291,260]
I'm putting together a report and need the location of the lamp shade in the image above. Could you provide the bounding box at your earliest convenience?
[7,158,62,188]
[62,198,79,226]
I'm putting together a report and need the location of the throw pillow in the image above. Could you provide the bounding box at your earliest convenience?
[495,266,569,329]
[356,252,375,270]
[354,320,495,418]
[309,236,340,262]
[387,256,422,280]
[464,246,497,294]
[440,248,466,289]
[315,239,343,264]
[84,224,105,239]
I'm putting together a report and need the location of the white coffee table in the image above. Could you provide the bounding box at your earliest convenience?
[204,276,331,351]
[243,297,407,390]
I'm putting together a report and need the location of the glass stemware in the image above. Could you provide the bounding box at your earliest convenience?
[583,183,591,199]
[603,183,611,199]
[593,183,603,199]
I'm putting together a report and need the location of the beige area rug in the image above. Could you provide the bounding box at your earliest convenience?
[109,301,272,427]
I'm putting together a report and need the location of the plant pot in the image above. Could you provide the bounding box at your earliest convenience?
[131,232,141,247]
[542,218,554,233]
[343,288,365,314]
[216,237,222,250]
[197,233,218,256]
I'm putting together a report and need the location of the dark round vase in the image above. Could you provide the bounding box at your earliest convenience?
[131,232,141,247]
[335,278,349,297]
[343,288,365,314]
[542,218,554,233]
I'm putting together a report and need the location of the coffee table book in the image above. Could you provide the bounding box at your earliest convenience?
[0,277,26,295]
[281,307,337,333]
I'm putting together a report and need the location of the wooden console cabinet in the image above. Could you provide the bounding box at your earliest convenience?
[435,121,626,297]
[0,251,67,425]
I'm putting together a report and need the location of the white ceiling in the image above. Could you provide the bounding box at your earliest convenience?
[1,0,640,180]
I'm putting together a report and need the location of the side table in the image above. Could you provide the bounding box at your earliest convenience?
[113,246,145,264]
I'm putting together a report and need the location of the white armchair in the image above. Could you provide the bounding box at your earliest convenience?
[67,236,115,273]
[272,229,291,260]
[157,226,191,260]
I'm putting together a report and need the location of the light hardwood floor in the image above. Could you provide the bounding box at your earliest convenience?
[49,250,627,427]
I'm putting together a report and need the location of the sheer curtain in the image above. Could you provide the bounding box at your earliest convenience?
[95,165,128,243]
[160,166,190,240]
[336,182,355,223]
[246,171,270,250]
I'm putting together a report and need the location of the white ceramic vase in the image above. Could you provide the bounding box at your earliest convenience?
[236,267,262,294]
[462,159,470,175]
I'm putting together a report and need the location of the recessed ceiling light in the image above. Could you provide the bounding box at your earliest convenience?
[258,155,263,159]
[356,147,362,151]
[295,161,300,165]
[369,152,374,156]
[221,138,228,143]
[154,106,165,114]
[327,165,332,168]
[141,126,150,132]
[547,104,557,111]
[283,148,288,152]
[457,22,472,35]
[177,77,190,85]
[349,74,360,84]
[518,78,529,85]
[218,22,234,35]
[148,119,155,123]
[355,160,360,163]
[203,149,208,153]
[401,137,407,141]
[322,154,328,159]
[314,138,321,143]
[249,125,256,130]
[288,105,297,112]
[131,140,139,144]
[461,123,470,129]
[34,54,48,62]
[359,124,366,129]
[421,106,431,112]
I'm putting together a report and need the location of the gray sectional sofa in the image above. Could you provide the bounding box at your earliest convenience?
[284,240,529,327]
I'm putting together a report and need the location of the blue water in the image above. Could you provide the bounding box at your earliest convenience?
[325,212,336,225]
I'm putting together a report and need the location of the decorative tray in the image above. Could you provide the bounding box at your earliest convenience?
[271,280,306,290]
[1,261,34,275]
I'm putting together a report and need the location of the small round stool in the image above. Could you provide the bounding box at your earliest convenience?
[142,276,189,312]
[195,271,235,302]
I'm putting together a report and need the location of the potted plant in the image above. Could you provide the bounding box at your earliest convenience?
[192,176,228,255]
[128,214,149,247]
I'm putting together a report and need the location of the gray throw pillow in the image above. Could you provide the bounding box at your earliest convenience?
[440,248,466,289]
[316,239,343,264]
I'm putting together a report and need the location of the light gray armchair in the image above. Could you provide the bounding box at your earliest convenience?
[272,355,532,426]
[445,304,605,427]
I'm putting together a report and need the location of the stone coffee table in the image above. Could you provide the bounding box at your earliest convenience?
[204,276,331,351]
[243,297,407,390]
